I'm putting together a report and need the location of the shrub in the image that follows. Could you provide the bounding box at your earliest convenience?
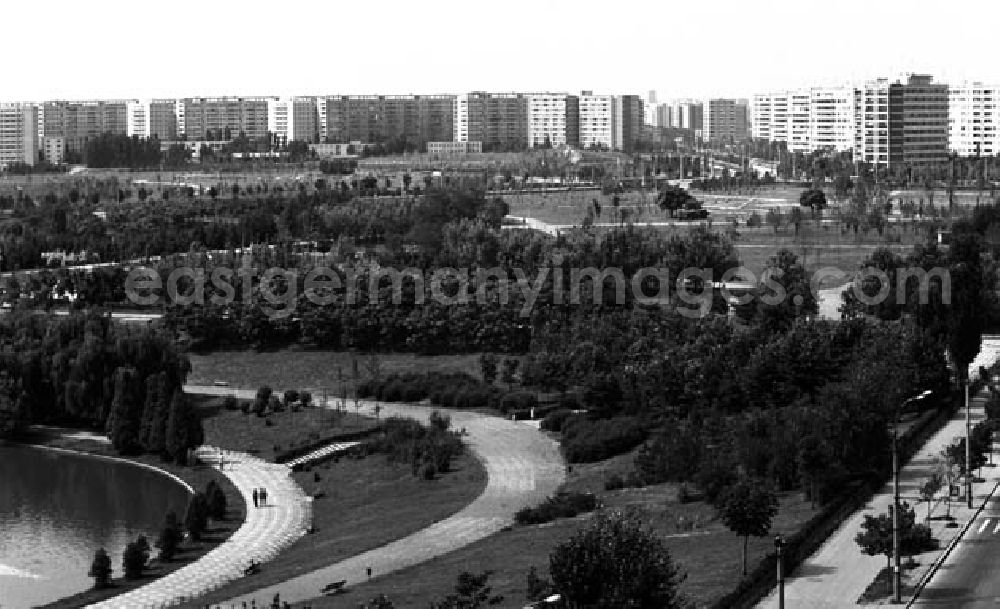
[500,391,537,414]
[89,548,112,588]
[541,408,575,432]
[561,416,647,463]
[122,537,149,579]
[515,492,599,525]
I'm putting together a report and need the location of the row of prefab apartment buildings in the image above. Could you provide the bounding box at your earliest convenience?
[0,75,997,169]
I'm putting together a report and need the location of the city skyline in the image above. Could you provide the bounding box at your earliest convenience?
[5,0,999,102]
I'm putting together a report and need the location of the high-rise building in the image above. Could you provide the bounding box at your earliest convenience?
[527,93,578,148]
[455,92,529,151]
[179,97,273,140]
[670,100,703,131]
[949,82,1000,157]
[0,103,39,167]
[322,95,454,148]
[41,100,131,152]
[889,74,949,166]
[809,87,856,152]
[855,78,892,166]
[578,92,616,149]
[703,98,748,143]
[148,100,179,140]
[614,95,643,152]
[656,104,672,130]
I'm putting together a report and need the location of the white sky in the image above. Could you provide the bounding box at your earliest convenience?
[3,0,999,102]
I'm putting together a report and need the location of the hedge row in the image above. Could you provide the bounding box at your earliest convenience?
[358,372,562,416]
[514,492,599,525]
[560,415,647,463]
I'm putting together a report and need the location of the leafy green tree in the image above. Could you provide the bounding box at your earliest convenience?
[122,536,150,579]
[432,571,504,608]
[205,479,227,520]
[549,509,687,608]
[657,185,697,217]
[165,390,203,464]
[155,511,183,561]
[716,479,779,577]
[184,492,210,541]
[109,367,142,455]
[799,188,827,212]
[856,501,936,569]
[88,548,112,588]
[756,249,818,332]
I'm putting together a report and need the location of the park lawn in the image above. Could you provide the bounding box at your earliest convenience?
[300,453,818,609]
[24,431,246,609]
[182,450,488,607]
[196,395,377,462]
[186,349,483,395]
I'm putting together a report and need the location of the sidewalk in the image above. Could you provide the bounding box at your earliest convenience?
[87,447,311,609]
[757,340,1000,608]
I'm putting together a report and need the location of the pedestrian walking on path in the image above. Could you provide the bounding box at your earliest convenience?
[252,488,259,508]
[261,487,268,506]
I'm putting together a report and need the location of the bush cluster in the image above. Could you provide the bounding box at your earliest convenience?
[561,416,647,463]
[514,492,599,525]
[370,412,465,478]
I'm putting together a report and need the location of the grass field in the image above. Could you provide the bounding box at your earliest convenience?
[182,450,487,607]
[187,349,483,396]
[196,395,377,462]
[25,431,246,609]
[293,443,817,609]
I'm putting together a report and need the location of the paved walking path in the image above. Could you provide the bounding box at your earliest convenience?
[185,386,566,609]
[284,440,362,469]
[88,447,311,609]
[757,338,1000,609]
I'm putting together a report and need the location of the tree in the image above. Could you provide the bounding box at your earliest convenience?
[657,185,698,218]
[432,571,504,608]
[109,367,142,455]
[255,385,272,416]
[716,479,779,577]
[856,501,936,570]
[549,509,687,608]
[88,548,112,588]
[156,510,183,561]
[205,479,228,520]
[799,188,827,213]
[756,249,818,332]
[919,471,944,520]
[361,595,396,609]
[122,536,150,579]
[479,353,498,385]
[184,492,210,541]
[501,358,519,389]
[166,390,203,464]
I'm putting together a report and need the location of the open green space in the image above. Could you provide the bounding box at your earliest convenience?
[299,451,816,608]
[187,350,483,396]
[21,430,246,609]
[197,396,377,462]
[182,449,488,607]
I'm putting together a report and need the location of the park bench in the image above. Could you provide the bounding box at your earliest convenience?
[321,580,347,595]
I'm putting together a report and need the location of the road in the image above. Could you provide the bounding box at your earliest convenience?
[912,486,1000,608]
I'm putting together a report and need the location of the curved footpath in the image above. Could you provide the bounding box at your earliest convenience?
[88,447,311,608]
[185,385,566,608]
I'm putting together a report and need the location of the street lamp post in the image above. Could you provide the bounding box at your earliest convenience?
[894,389,932,604]
[966,380,973,509]
[774,534,785,609]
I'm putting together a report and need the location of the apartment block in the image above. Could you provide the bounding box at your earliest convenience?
[320,95,454,148]
[950,83,1000,157]
[578,92,616,149]
[888,75,949,166]
[41,100,130,152]
[454,92,529,151]
[670,100,703,131]
[655,104,672,129]
[179,97,273,140]
[527,93,576,148]
[614,95,643,152]
[0,104,39,167]
[43,136,65,165]
[703,98,748,143]
[809,87,856,152]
